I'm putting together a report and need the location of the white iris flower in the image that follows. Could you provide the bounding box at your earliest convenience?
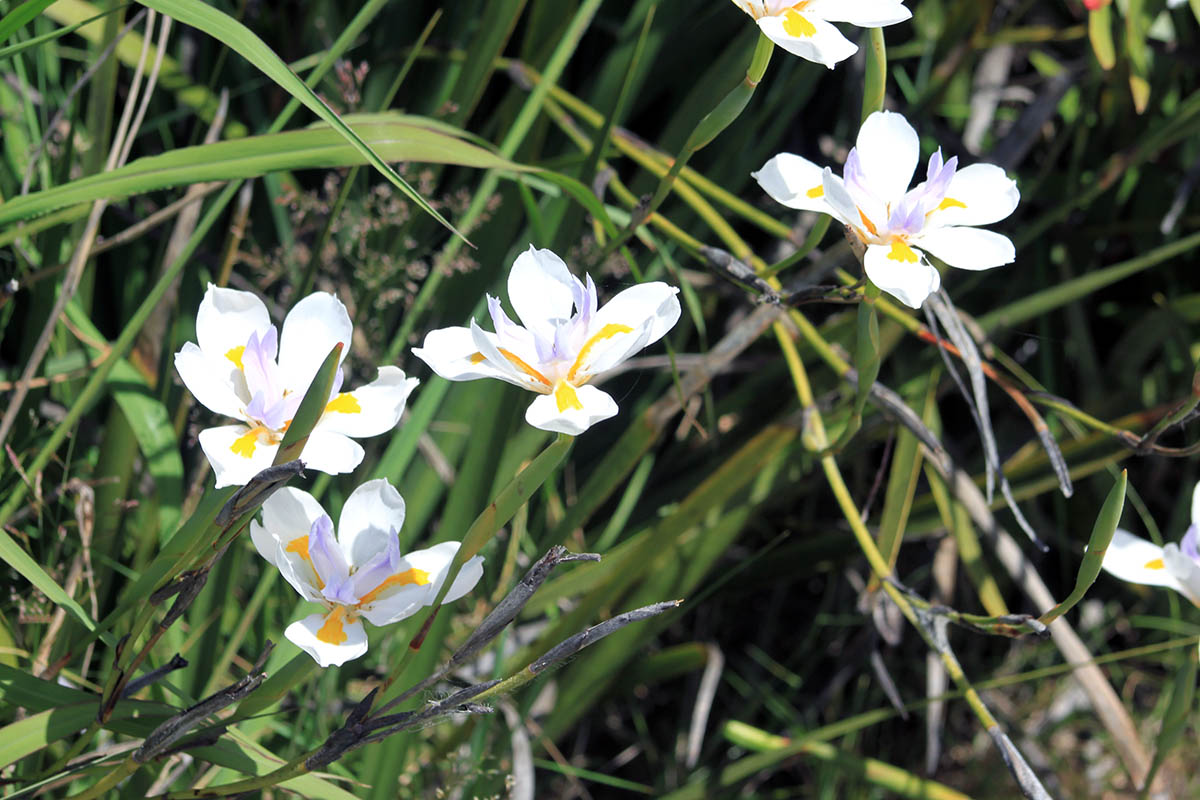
[412,246,681,436]
[754,111,1021,308]
[251,479,484,667]
[731,0,911,69]
[174,285,418,487]
[1101,481,1200,607]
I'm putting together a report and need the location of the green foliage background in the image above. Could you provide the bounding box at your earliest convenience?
[3,0,1200,797]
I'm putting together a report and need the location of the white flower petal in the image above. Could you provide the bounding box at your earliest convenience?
[470,320,552,393]
[195,284,271,363]
[913,227,1015,271]
[1164,544,1200,606]
[318,367,418,439]
[808,0,911,26]
[508,246,577,339]
[285,611,368,667]
[1102,529,1192,598]
[198,424,279,488]
[820,169,860,229]
[927,164,1019,228]
[752,153,838,215]
[298,429,365,476]
[576,283,681,378]
[254,487,328,565]
[357,583,428,627]
[525,384,619,435]
[756,12,858,68]
[1190,481,1200,527]
[863,243,941,308]
[337,479,407,568]
[406,541,484,605]
[277,292,353,394]
[174,342,245,419]
[855,111,920,205]
[412,326,517,384]
[272,539,325,602]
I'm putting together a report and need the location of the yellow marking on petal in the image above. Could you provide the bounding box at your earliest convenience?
[554,381,584,413]
[225,345,245,371]
[805,185,824,199]
[887,240,920,263]
[230,426,265,458]
[782,7,817,37]
[325,393,361,415]
[469,352,486,364]
[567,323,635,382]
[937,197,966,211]
[857,208,879,238]
[285,536,324,589]
[497,348,552,389]
[357,568,431,607]
[1144,558,1165,570]
[316,606,349,645]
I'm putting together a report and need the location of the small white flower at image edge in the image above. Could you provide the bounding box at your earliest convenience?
[1099,480,1200,608]
[411,246,682,436]
[731,0,912,69]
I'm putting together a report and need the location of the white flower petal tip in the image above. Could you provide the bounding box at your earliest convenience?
[758,107,1017,308]
[752,153,835,214]
[176,288,408,485]
[286,612,369,667]
[257,481,485,665]
[416,246,681,434]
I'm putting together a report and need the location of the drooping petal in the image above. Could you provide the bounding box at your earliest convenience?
[755,11,858,69]
[174,342,245,419]
[470,320,554,393]
[316,367,418,439]
[277,292,353,395]
[1163,543,1200,606]
[271,539,326,602]
[255,486,329,565]
[412,326,519,384]
[1190,481,1200,527]
[337,478,407,568]
[752,153,838,216]
[574,283,681,378]
[912,227,1015,271]
[820,168,863,232]
[525,384,619,435]
[285,610,369,667]
[198,424,279,488]
[195,284,272,364]
[808,0,912,27]
[863,243,941,309]
[507,246,577,340]
[298,429,365,476]
[854,111,920,206]
[925,163,1019,228]
[1100,528,1188,595]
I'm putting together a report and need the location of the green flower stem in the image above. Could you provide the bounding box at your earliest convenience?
[376,433,575,705]
[387,0,605,361]
[594,33,774,263]
[861,28,887,122]
[774,325,1003,735]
